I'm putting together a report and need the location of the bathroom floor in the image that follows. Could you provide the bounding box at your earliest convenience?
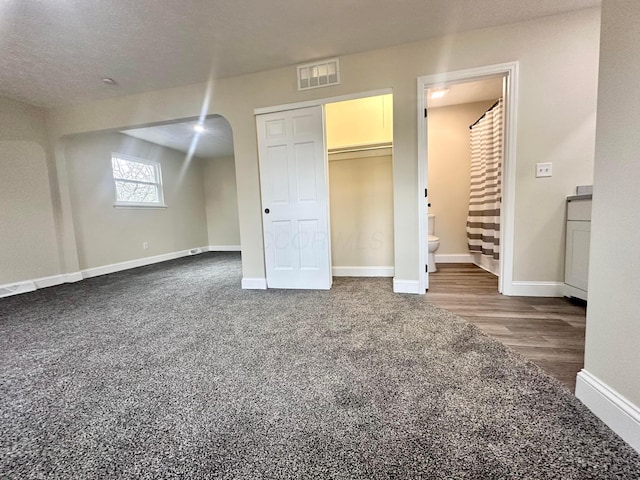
[426,263,586,392]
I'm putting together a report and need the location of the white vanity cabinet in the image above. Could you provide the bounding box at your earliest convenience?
[564,196,592,301]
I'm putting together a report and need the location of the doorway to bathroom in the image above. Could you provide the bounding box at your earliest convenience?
[417,62,518,294]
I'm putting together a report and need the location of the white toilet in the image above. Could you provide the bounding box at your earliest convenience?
[428,214,440,273]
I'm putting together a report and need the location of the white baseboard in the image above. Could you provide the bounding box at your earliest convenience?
[0,246,213,299]
[575,370,640,453]
[471,252,500,276]
[474,262,500,276]
[0,271,84,299]
[62,272,83,283]
[81,246,209,279]
[509,281,565,297]
[242,277,267,289]
[208,245,241,252]
[0,280,36,298]
[434,254,473,263]
[393,278,422,294]
[34,272,82,288]
[332,266,394,277]
[564,283,588,301]
[34,277,60,289]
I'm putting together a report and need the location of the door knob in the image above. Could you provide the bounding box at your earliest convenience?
[264,208,270,214]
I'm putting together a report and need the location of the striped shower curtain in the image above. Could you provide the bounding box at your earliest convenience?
[467,99,503,260]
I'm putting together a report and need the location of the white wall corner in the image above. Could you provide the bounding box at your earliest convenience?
[393,278,422,294]
[575,370,640,454]
[208,245,242,252]
[332,266,394,277]
[241,277,267,290]
[508,281,565,297]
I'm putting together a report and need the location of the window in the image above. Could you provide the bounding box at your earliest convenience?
[111,153,165,207]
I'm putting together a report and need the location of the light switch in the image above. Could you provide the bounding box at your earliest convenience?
[536,162,552,177]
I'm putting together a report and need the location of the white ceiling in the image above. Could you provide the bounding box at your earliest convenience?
[427,77,503,108]
[1,0,599,108]
[121,116,234,159]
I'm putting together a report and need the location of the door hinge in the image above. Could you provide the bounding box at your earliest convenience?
[426,264,429,273]
[424,108,428,118]
[425,188,428,198]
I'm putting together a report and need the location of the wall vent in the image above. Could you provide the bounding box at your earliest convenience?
[297,58,340,91]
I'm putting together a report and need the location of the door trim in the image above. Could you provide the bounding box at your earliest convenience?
[417,61,519,294]
[255,88,395,289]
[254,88,392,115]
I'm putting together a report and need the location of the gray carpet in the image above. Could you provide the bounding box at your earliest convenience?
[1,252,639,479]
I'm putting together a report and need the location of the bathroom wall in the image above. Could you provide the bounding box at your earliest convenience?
[427,100,497,258]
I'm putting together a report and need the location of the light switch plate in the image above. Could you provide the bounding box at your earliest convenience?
[536,162,552,177]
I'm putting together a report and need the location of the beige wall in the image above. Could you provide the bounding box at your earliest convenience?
[326,94,394,269]
[203,155,241,247]
[0,97,60,284]
[427,100,497,255]
[64,132,208,269]
[584,0,640,405]
[329,153,394,268]
[47,9,601,288]
[326,94,393,149]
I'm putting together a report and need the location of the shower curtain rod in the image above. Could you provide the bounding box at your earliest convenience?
[469,99,501,129]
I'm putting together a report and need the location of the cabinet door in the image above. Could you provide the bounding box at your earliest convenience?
[565,221,591,291]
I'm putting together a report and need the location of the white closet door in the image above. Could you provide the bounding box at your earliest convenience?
[256,106,332,289]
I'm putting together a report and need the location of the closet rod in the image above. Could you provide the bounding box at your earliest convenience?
[328,142,392,155]
[469,99,500,129]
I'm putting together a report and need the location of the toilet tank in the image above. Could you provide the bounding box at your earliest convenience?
[428,214,435,235]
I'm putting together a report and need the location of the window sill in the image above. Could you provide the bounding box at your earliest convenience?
[113,203,167,209]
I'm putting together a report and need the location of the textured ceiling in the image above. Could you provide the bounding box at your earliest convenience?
[1,0,599,108]
[120,116,234,159]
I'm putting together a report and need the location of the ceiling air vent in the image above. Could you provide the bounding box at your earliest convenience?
[297,58,340,91]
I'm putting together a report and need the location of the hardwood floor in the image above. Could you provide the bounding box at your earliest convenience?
[425,263,586,392]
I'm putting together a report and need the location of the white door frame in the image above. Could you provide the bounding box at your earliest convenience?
[254,88,393,115]
[417,62,519,294]
[254,88,394,286]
